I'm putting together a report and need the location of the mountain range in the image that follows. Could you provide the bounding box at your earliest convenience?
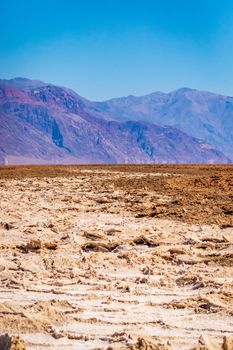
[0,77,232,165]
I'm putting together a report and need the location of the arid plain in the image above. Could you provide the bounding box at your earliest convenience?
[0,165,233,350]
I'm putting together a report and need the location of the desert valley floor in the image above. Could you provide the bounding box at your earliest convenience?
[0,165,232,350]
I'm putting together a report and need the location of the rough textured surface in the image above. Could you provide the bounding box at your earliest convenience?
[0,78,231,165]
[0,334,26,350]
[0,165,232,349]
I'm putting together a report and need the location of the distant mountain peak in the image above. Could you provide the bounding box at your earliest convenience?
[0,77,47,91]
[173,87,195,93]
[14,77,35,81]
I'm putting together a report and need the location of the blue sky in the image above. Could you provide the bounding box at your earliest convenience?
[1,0,233,100]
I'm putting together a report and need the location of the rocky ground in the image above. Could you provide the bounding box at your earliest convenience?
[0,165,232,350]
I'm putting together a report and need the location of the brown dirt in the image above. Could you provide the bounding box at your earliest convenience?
[0,164,232,226]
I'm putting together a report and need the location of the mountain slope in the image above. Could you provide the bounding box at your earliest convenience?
[85,88,233,160]
[0,78,231,165]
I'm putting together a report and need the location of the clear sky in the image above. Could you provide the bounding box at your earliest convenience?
[1,0,233,100]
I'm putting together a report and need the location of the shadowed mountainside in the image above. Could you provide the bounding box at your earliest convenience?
[0,78,231,164]
[86,88,233,160]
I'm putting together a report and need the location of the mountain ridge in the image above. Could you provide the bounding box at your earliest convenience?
[84,86,233,159]
[0,78,232,165]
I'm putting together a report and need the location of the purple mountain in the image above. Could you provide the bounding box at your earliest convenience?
[84,88,233,160]
[0,78,231,165]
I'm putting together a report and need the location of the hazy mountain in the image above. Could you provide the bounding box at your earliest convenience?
[0,78,231,165]
[85,88,233,160]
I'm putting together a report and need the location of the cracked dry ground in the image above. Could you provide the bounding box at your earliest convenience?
[0,165,232,350]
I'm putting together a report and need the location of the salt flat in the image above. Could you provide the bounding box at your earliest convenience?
[0,165,232,350]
